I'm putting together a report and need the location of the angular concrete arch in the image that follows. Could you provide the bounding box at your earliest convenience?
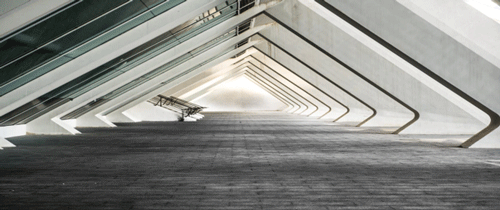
[0,0,229,117]
[71,40,264,128]
[243,71,301,112]
[255,15,418,132]
[245,59,337,119]
[177,63,306,114]
[245,65,315,115]
[163,63,299,114]
[103,50,272,122]
[174,67,294,113]
[242,74,297,113]
[206,64,308,114]
[318,0,500,147]
[1,0,499,149]
[263,0,487,141]
[249,24,416,130]
[24,24,263,134]
[248,53,354,123]
[177,65,301,114]
[179,66,305,113]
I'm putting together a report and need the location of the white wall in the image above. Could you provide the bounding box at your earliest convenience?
[192,76,287,112]
[125,102,181,122]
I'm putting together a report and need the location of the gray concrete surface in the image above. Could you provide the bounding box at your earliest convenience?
[1,111,499,209]
[323,0,500,148]
[265,0,486,136]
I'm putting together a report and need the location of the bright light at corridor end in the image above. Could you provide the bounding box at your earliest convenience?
[192,76,287,112]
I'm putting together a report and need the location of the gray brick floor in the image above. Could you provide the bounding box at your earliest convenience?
[1,111,499,209]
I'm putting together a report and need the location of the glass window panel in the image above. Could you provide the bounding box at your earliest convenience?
[140,0,165,8]
[0,1,146,87]
[0,0,185,96]
[151,0,185,16]
[0,0,129,67]
[0,1,236,126]
[65,12,155,58]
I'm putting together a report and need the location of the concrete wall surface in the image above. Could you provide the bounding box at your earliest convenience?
[264,0,486,138]
[252,29,414,128]
[125,102,181,122]
[322,0,500,147]
[247,53,347,121]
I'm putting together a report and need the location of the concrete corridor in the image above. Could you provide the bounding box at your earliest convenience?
[1,112,500,209]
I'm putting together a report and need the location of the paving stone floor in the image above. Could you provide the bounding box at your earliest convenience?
[1,111,500,209]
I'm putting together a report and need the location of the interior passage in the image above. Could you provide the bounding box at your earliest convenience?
[1,112,499,209]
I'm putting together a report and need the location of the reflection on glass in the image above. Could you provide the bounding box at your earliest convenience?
[0,1,243,126]
[0,0,186,96]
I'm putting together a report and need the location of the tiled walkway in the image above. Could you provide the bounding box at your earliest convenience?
[1,112,500,209]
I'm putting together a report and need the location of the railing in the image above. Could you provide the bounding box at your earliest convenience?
[148,95,206,120]
[1,0,257,126]
[3,1,238,125]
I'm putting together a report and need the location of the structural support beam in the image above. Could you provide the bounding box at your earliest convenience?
[263,2,486,139]
[105,50,262,120]
[244,67,310,115]
[95,42,264,125]
[0,138,16,148]
[0,0,228,117]
[317,0,500,147]
[22,9,269,132]
[246,55,347,121]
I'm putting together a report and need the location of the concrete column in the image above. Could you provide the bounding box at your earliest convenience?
[103,50,262,121]
[246,59,332,118]
[254,23,414,129]
[124,102,183,122]
[321,0,500,147]
[105,52,258,119]
[244,68,309,115]
[106,112,137,123]
[172,65,296,113]
[264,0,486,136]
[245,65,317,116]
[189,70,288,112]
[248,52,351,122]
[26,115,81,135]
[77,37,264,128]
[179,64,299,113]
[25,11,269,132]
[0,139,16,148]
[0,124,22,148]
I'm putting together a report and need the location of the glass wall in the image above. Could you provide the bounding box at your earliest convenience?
[60,31,239,120]
[0,1,242,126]
[0,0,186,96]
